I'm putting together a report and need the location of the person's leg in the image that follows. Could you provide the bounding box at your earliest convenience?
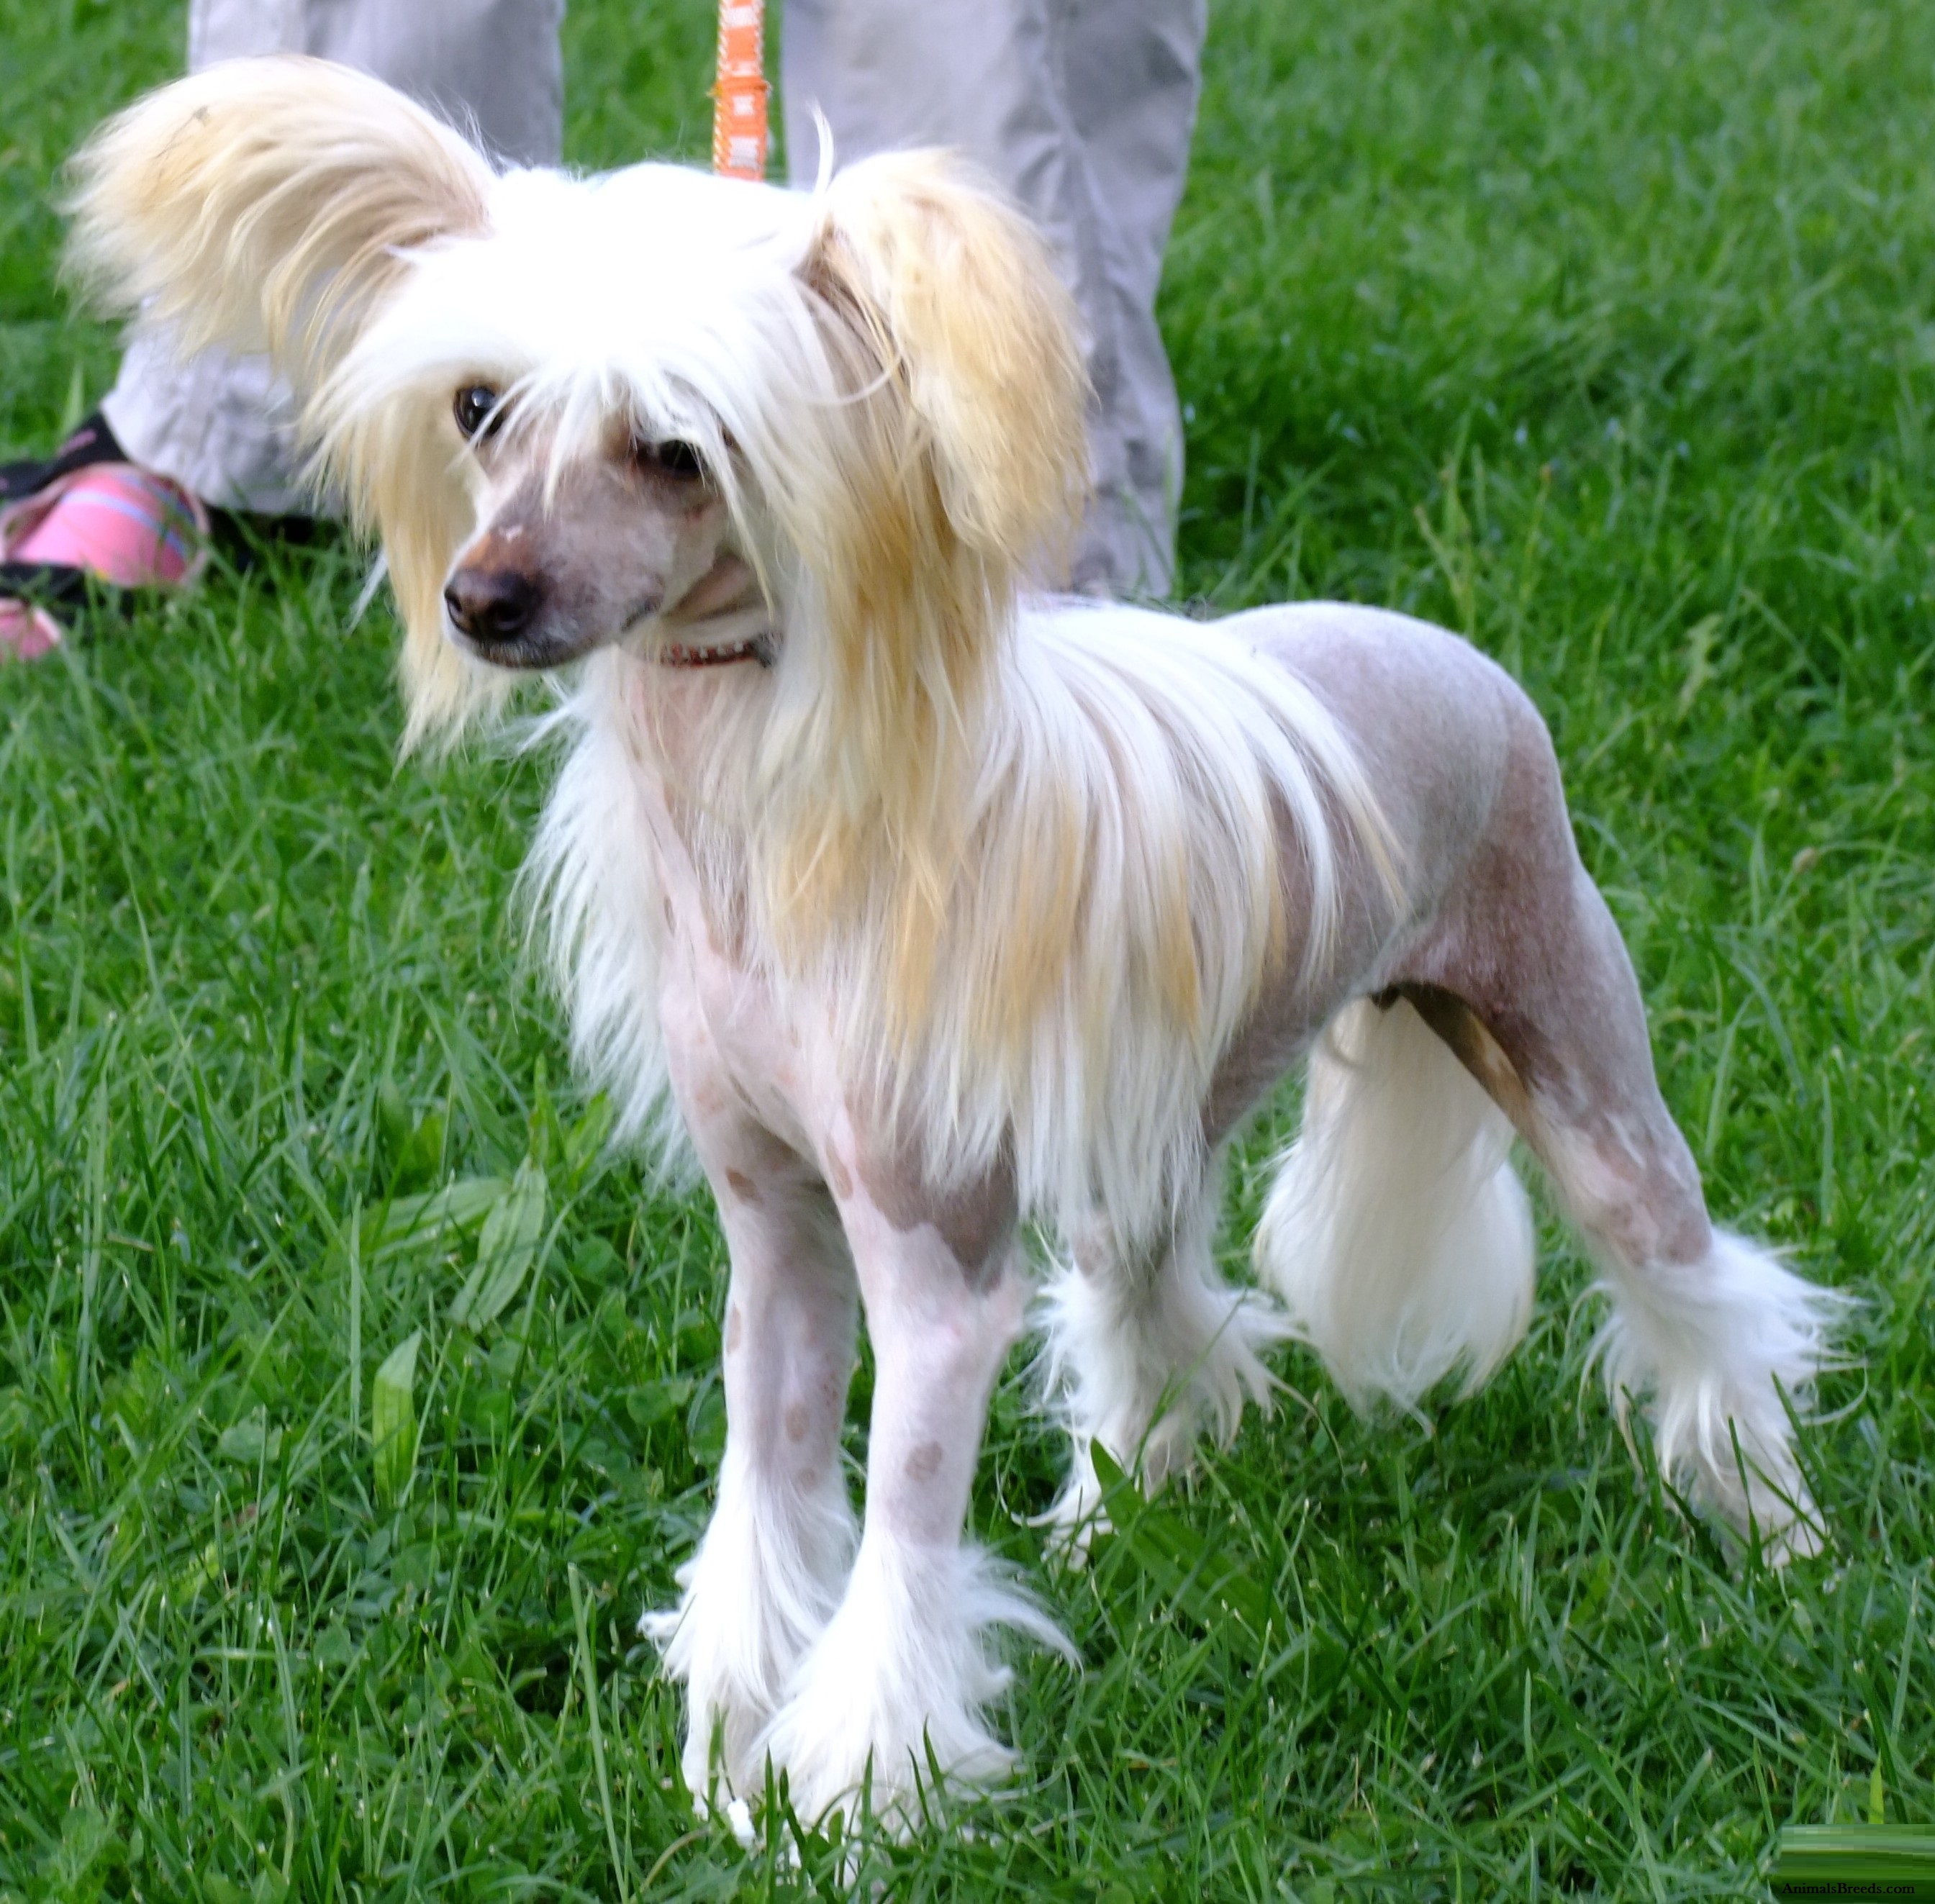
[782,0,1200,597]
[99,333,307,518]
[302,0,564,168]
[1056,0,1205,597]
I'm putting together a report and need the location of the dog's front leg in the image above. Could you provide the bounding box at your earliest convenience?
[640,1100,859,1805]
[755,1164,1064,1826]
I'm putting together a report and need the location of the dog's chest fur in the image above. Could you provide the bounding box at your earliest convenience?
[635,763,825,1165]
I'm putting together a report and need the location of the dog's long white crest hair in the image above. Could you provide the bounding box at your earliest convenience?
[703,145,1097,1051]
[68,58,1395,1237]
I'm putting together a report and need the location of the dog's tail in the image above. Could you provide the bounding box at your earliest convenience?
[1253,994,1534,1413]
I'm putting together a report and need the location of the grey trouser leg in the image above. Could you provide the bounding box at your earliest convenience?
[782,0,1205,598]
[101,0,564,515]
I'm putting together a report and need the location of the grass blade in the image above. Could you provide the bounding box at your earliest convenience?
[372,1329,422,1506]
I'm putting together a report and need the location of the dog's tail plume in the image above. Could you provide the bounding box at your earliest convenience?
[1254,994,1536,1413]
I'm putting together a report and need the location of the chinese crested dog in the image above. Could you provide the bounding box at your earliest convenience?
[71,58,1842,1823]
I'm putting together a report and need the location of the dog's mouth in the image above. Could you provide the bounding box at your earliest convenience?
[448,623,603,671]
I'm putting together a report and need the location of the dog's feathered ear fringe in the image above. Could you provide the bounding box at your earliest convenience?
[807,150,1088,578]
[66,57,499,748]
[776,152,1089,1010]
[66,56,491,385]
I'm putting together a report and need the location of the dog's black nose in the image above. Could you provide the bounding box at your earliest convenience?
[445,566,541,645]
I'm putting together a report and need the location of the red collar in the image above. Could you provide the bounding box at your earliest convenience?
[656,636,767,668]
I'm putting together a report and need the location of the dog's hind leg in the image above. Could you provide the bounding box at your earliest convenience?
[1039,1148,1288,1556]
[1390,709,1841,1558]
[640,1116,861,1806]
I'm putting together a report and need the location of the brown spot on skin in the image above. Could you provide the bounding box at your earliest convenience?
[710,1119,824,1220]
[784,1402,810,1442]
[825,1152,854,1200]
[693,1080,727,1117]
[725,1305,743,1351]
[848,1107,1018,1289]
[905,1440,944,1482]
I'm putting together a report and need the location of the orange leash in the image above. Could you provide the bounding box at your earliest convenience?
[712,0,769,181]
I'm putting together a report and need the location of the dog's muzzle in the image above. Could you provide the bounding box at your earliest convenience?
[442,562,613,669]
[445,564,541,650]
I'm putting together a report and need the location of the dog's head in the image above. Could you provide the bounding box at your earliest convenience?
[68,60,1088,776]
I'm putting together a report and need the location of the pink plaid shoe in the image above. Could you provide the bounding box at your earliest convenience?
[0,463,209,661]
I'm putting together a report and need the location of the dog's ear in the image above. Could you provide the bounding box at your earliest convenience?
[68,55,492,390]
[774,153,1087,964]
[68,57,499,746]
[805,150,1088,581]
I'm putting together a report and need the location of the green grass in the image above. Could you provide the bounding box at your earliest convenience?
[3,0,1933,1895]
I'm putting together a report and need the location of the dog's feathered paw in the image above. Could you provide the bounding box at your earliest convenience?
[753,1538,1067,1831]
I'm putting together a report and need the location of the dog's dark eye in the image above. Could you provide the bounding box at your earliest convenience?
[454,384,504,442]
[633,437,706,481]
